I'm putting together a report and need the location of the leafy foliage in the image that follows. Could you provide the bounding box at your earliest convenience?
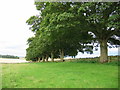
[26,2,120,63]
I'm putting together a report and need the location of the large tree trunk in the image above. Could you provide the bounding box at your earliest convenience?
[42,56,45,62]
[59,49,64,61]
[38,57,40,62]
[100,40,108,63]
[46,55,49,62]
[51,52,54,62]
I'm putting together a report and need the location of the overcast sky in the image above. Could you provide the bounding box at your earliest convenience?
[0,0,118,57]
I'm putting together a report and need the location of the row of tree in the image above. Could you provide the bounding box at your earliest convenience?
[0,54,19,59]
[26,2,120,63]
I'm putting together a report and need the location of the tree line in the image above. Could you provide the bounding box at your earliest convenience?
[26,2,120,63]
[0,54,19,59]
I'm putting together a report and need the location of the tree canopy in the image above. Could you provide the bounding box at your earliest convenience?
[78,2,120,62]
[26,2,120,63]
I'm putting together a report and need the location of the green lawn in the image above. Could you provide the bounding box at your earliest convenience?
[2,62,118,88]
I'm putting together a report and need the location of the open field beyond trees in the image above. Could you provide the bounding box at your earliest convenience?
[2,62,118,88]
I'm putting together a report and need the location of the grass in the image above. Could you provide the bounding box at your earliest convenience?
[2,62,118,88]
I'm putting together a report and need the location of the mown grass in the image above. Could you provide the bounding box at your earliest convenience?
[2,62,118,88]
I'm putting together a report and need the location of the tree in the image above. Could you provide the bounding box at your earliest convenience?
[26,2,94,61]
[35,2,93,61]
[78,2,120,63]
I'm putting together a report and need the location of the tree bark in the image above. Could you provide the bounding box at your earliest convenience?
[46,55,49,62]
[38,57,40,62]
[100,40,108,63]
[59,49,64,61]
[51,52,54,62]
[42,56,45,62]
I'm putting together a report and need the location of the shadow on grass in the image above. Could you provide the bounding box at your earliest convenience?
[71,60,120,66]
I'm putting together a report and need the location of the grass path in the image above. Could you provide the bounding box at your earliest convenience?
[2,62,118,88]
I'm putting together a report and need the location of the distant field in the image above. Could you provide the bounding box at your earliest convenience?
[0,58,29,64]
[2,62,118,88]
